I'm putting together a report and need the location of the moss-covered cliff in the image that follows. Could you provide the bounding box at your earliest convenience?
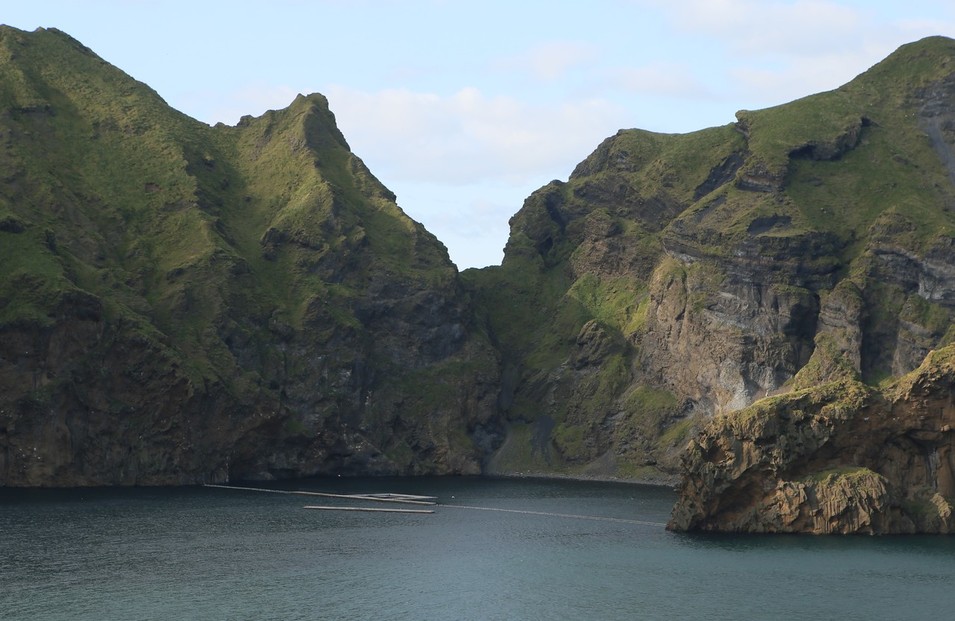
[0,26,499,486]
[5,23,955,534]
[469,35,955,503]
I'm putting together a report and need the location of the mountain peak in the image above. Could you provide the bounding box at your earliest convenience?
[847,34,955,94]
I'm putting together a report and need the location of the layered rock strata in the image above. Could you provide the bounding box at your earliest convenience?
[669,348,955,534]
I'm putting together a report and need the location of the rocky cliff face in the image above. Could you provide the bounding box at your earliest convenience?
[469,35,955,518]
[668,347,955,534]
[0,27,499,486]
[640,229,837,415]
[660,39,955,532]
[5,24,955,534]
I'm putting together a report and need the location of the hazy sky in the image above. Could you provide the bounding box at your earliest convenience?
[5,1,955,268]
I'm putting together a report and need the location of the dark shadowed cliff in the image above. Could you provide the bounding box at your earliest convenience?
[0,26,500,485]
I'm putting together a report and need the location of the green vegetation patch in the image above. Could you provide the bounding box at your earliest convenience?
[0,230,71,326]
[804,465,878,484]
[488,423,562,474]
[566,274,648,337]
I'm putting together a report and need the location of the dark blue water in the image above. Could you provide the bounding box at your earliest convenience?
[1,477,953,620]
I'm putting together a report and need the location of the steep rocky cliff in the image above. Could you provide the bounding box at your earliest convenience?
[0,26,499,486]
[469,35,955,504]
[5,22,955,533]
[662,39,955,532]
[668,347,955,534]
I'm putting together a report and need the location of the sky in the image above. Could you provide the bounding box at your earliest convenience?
[5,1,955,269]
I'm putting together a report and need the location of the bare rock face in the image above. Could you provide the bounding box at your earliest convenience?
[641,230,837,414]
[0,273,500,486]
[664,227,955,532]
[668,348,955,534]
[744,469,900,535]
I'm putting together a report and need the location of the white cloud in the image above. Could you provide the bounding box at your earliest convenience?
[647,0,955,63]
[670,0,864,55]
[405,190,514,268]
[893,16,955,43]
[729,48,881,106]
[324,85,630,186]
[502,41,599,81]
[632,0,955,110]
[602,62,711,98]
[178,84,300,126]
[317,85,638,269]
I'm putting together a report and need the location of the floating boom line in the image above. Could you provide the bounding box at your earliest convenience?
[202,484,437,505]
[440,503,667,527]
[204,484,666,526]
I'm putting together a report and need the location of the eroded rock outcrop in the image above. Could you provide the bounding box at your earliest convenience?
[641,228,839,414]
[669,347,955,534]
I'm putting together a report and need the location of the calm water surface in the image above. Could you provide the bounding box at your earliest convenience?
[2,477,953,620]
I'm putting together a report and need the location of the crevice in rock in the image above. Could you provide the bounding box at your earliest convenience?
[693,151,745,200]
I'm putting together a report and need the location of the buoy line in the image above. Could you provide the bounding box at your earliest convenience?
[203,484,666,526]
[203,484,436,505]
[440,503,666,527]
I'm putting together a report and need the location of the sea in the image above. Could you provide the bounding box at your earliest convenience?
[1,476,953,620]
